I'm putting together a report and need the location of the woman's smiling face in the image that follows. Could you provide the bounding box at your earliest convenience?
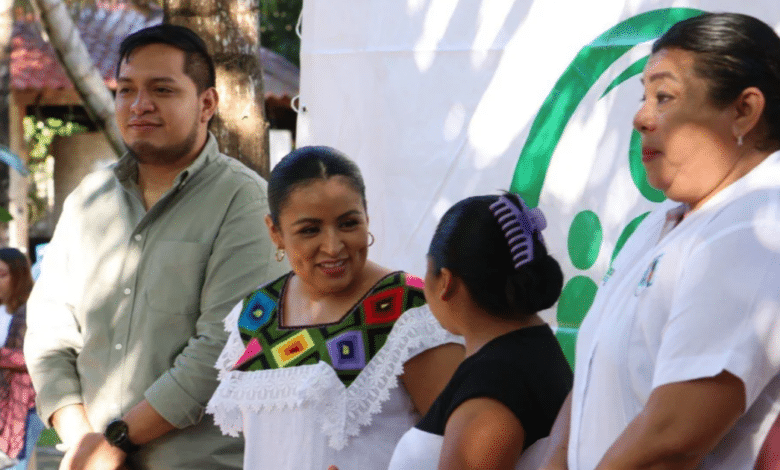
[268,176,371,297]
[633,47,738,208]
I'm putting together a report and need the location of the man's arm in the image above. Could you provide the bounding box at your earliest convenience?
[59,400,173,470]
[61,179,280,469]
[141,180,282,429]
[51,404,93,448]
[595,371,745,470]
[24,195,87,436]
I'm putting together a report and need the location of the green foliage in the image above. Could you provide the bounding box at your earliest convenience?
[23,116,88,225]
[261,0,302,67]
[37,427,61,446]
[24,116,88,163]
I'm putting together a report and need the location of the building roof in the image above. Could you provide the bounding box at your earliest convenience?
[11,6,299,98]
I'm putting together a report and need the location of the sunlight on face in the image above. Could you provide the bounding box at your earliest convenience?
[115,43,210,165]
[632,48,737,208]
[271,177,371,297]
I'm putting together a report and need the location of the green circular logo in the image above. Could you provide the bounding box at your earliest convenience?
[508,8,704,366]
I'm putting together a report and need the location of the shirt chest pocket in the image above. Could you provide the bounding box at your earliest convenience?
[142,241,210,315]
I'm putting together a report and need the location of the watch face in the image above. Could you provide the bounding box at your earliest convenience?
[105,420,129,443]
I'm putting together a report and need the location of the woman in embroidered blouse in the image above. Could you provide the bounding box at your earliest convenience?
[207,146,464,470]
[0,248,41,470]
[540,13,780,470]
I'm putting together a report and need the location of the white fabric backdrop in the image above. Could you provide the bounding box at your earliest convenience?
[295,0,780,326]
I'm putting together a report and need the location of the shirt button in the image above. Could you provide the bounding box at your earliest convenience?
[124,288,131,295]
[134,234,142,242]
[115,344,122,350]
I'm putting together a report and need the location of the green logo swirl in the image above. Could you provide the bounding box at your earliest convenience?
[509,8,704,366]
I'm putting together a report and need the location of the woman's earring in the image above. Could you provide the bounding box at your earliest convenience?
[737,135,744,147]
[367,232,375,247]
[275,248,285,262]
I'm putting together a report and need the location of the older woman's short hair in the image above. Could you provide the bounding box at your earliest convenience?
[653,13,780,145]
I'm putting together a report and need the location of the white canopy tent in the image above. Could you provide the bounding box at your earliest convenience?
[294,0,780,360]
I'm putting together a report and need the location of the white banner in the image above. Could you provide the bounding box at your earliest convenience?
[295,0,780,359]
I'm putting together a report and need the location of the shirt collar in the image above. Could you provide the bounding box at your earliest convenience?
[113,132,219,189]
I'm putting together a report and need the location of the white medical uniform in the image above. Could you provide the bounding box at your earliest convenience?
[569,150,780,469]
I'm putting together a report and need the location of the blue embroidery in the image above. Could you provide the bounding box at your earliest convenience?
[635,254,662,296]
[602,267,615,286]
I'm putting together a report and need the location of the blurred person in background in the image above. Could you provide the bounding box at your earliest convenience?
[0,248,41,470]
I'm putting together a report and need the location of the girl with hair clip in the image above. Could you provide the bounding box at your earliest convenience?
[0,248,40,470]
[332,193,573,470]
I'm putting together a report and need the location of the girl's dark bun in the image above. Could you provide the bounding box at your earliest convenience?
[428,194,563,318]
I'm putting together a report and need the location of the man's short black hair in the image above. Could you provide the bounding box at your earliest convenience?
[117,24,216,93]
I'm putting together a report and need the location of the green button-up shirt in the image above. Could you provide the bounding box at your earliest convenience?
[25,134,285,469]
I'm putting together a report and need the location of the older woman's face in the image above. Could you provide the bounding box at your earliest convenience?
[267,177,370,297]
[633,48,737,208]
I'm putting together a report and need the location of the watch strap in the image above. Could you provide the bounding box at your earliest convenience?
[104,419,140,454]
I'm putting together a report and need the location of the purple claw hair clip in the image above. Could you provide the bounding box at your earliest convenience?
[489,194,547,269]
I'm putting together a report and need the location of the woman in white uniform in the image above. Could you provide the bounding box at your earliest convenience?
[540,12,780,470]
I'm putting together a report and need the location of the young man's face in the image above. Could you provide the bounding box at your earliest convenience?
[115,43,216,166]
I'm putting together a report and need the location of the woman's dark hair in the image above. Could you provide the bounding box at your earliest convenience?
[653,13,780,145]
[267,146,367,225]
[0,248,33,313]
[428,194,563,318]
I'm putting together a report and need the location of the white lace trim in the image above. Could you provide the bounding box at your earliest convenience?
[206,304,463,449]
[214,300,245,382]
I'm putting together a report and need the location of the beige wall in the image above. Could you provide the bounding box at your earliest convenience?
[50,131,115,230]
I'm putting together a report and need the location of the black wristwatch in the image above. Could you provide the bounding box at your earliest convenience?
[104,419,140,454]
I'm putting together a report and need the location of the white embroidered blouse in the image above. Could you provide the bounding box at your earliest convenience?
[207,273,462,470]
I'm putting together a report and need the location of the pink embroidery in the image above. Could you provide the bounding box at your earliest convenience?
[232,338,263,371]
[405,273,424,290]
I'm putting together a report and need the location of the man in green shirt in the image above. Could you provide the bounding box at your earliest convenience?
[24,25,283,469]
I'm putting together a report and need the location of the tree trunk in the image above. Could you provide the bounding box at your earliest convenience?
[0,0,12,234]
[29,0,125,157]
[164,0,270,178]
[0,0,11,212]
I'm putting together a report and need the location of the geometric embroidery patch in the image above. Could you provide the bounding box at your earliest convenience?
[238,291,276,333]
[271,330,315,367]
[231,337,263,371]
[235,271,427,386]
[405,273,424,290]
[363,287,404,325]
[326,330,367,370]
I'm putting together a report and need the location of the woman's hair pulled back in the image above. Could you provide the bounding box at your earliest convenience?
[267,146,366,225]
[0,247,33,313]
[653,12,780,145]
[428,194,563,318]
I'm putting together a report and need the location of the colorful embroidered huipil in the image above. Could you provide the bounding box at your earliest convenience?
[207,271,463,470]
[231,271,426,386]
